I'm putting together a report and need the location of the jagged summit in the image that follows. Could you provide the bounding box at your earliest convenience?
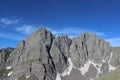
[36,27,50,33]
[0,28,120,80]
[34,28,100,40]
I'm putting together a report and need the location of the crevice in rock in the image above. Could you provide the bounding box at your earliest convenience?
[16,40,25,66]
[46,36,56,71]
[82,36,89,61]
[30,61,32,73]
[42,64,47,80]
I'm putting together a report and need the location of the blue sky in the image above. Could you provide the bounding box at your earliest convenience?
[0,0,120,48]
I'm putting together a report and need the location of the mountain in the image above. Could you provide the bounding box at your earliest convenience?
[0,47,14,68]
[97,68,120,80]
[0,47,14,80]
[0,28,120,80]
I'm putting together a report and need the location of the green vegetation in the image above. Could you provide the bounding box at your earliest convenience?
[0,68,11,78]
[97,68,120,80]
[18,76,27,80]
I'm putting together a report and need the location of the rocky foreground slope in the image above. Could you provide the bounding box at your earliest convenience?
[97,68,120,80]
[0,28,120,80]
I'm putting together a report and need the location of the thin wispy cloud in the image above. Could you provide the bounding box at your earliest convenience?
[0,32,26,40]
[0,17,21,26]
[49,27,120,47]
[16,25,38,35]
[1,23,119,47]
[105,38,120,47]
[47,27,105,38]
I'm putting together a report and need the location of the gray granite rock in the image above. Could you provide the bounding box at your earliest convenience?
[111,47,120,67]
[0,47,14,68]
[70,33,111,68]
[1,28,120,80]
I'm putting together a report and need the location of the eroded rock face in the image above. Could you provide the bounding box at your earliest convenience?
[1,28,120,80]
[50,36,72,73]
[6,28,56,80]
[70,33,111,68]
[111,47,120,67]
[0,47,14,68]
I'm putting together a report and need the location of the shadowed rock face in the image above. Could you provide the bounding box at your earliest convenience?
[1,28,120,80]
[0,47,14,68]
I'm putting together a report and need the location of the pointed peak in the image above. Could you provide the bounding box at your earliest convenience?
[80,32,97,38]
[78,33,90,38]
[40,27,47,31]
[80,33,95,36]
[81,33,89,35]
[36,27,50,33]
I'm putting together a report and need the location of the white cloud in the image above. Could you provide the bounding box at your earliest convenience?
[92,32,105,37]
[0,17,21,26]
[16,25,38,35]
[105,38,120,47]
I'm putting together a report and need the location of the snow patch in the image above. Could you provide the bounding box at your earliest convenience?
[69,52,116,79]
[90,78,94,80]
[109,65,116,71]
[8,71,13,77]
[55,73,61,80]
[6,66,12,70]
[108,52,113,64]
[61,58,73,76]
[79,60,92,75]
[26,75,31,78]
[91,61,102,76]
[102,60,106,63]
[10,53,12,56]
[76,60,102,77]
[55,58,73,80]
[108,52,116,71]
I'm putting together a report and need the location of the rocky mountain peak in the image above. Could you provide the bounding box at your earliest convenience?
[1,28,120,80]
[36,27,48,32]
[32,27,52,40]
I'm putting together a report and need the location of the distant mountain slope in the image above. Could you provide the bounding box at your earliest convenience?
[96,68,120,80]
[0,47,14,80]
[0,47,14,68]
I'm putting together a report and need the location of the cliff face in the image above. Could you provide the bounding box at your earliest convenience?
[0,47,14,68]
[1,28,120,80]
[0,47,14,80]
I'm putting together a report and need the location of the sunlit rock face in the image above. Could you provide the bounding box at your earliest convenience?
[1,28,120,80]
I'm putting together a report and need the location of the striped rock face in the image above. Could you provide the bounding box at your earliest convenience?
[55,57,116,80]
[1,28,120,80]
